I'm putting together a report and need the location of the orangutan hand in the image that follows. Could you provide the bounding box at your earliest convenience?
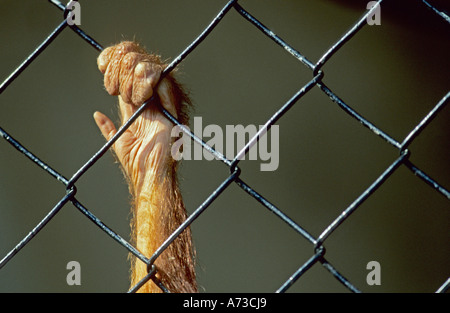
[93,41,177,195]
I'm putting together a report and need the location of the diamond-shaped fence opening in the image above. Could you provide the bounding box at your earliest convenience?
[0,0,449,293]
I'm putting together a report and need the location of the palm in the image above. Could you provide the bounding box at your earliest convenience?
[115,100,171,191]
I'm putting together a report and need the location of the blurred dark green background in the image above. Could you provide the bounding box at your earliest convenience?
[0,0,449,292]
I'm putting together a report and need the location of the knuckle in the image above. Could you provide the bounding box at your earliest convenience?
[120,52,140,75]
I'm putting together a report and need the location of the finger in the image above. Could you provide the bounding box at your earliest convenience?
[97,46,115,74]
[103,42,139,96]
[119,52,145,105]
[156,78,178,118]
[93,111,117,141]
[132,61,161,106]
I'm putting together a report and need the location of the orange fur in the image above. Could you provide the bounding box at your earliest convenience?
[129,106,196,293]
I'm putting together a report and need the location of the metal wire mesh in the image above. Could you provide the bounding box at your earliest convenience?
[0,0,449,293]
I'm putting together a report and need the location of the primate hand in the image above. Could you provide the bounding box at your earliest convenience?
[93,41,178,195]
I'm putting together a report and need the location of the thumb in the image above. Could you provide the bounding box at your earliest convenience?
[93,111,117,141]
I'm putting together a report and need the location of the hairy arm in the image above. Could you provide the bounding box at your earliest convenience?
[94,41,196,293]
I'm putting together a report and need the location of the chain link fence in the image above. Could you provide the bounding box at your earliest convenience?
[0,0,449,293]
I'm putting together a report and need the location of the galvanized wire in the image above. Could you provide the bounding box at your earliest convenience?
[0,0,448,293]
